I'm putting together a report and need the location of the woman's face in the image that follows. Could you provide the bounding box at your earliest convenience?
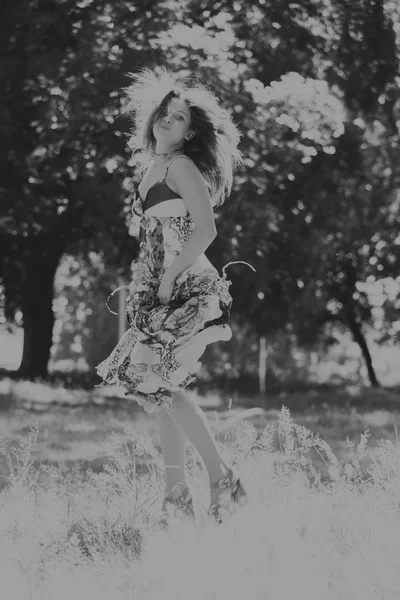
[153,97,193,147]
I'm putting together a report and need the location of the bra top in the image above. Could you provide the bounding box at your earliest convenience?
[142,180,182,212]
[139,154,193,213]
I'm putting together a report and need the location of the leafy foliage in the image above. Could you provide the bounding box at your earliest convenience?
[1,0,400,385]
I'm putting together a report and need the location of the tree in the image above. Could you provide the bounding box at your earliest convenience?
[0,0,174,378]
[2,0,399,388]
[180,0,400,386]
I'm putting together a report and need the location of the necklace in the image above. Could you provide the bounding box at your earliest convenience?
[153,147,184,158]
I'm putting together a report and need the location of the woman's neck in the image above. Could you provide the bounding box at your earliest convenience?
[152,143,184,166]
[154,141,183,155]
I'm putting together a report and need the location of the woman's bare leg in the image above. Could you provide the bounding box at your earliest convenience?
[156,407,187,498]
[166,391,231,485]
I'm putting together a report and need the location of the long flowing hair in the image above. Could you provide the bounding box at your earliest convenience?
[121,68,243,206]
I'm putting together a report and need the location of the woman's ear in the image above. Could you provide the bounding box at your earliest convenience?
[185,130,195,140]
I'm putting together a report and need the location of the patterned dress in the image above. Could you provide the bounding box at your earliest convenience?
[95,156,234,413]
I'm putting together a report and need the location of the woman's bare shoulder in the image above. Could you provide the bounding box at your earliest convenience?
[168,155,201,180]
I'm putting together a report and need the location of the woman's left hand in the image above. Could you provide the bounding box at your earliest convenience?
[157,270,176,305]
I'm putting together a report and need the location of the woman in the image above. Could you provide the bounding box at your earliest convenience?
[96,68,248,525]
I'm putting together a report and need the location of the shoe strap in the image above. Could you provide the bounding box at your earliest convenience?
[210,468,238,490]
[164,485,192,506]
[179,487,193,504]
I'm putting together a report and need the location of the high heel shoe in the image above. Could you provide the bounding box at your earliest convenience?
[208,467,248,524]
[160,483,195,530]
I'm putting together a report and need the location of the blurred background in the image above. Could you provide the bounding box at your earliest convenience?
[1,0,400,402]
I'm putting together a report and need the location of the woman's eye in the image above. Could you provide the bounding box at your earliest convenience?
[167,112,183,121]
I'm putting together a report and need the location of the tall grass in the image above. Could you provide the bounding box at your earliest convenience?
[1,406,400,599]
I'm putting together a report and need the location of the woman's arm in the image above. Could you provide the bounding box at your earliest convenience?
[164,157,217,281]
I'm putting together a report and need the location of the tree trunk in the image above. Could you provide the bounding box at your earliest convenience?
[17,234,64,379]
[258,335,267,395]
[346,306,380,387]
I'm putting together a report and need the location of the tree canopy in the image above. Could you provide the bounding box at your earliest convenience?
[1,0,399,386]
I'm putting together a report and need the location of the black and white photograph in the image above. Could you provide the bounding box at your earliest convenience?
[1,1,400,597]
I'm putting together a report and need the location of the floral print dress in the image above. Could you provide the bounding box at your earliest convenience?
[95,160,234,413]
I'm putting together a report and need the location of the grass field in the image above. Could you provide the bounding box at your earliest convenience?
[0,378,400,598]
